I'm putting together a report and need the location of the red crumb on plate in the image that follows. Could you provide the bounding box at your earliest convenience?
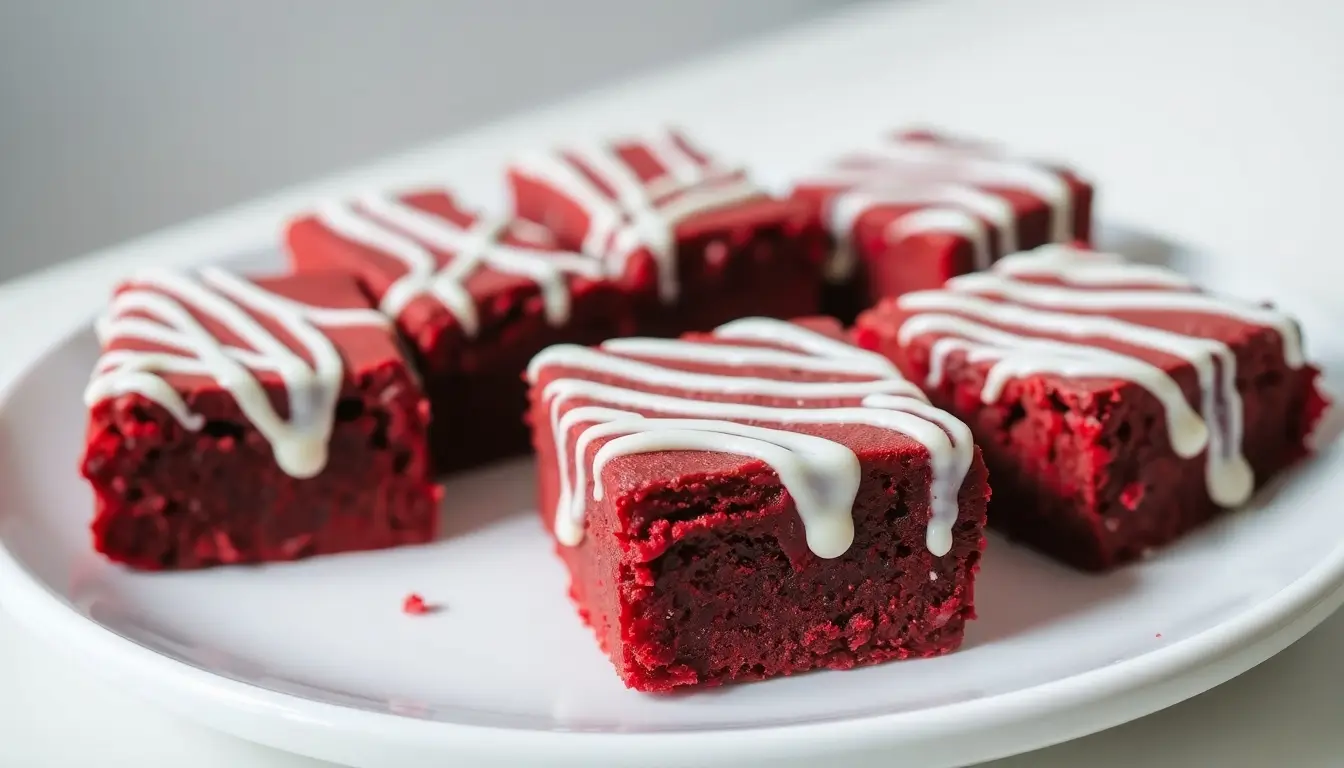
[402,593,434,615]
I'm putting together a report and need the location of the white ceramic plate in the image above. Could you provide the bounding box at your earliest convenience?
[0,226,1341,768]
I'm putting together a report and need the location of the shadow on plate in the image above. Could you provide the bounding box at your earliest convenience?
[436,456,539,541]
[961,536,1140,649]
[1308,349,1344,451]
[1094,220,1195,270]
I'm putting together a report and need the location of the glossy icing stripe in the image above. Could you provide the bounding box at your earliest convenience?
[512,130,763,303]
[714,316,902,369]
[957,248,1303,367]
[800,135,1080,281]
[315,192,604,335]
[992,246,1196,288]
[894,244,1309,508]
[868,140,1075,242]
[598,338,900,378]
[529,343,923,401]
[86,268,389,478]
[533,318,974,557]
[586,416,862,558]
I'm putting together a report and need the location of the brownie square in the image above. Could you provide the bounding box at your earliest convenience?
[791,129,1094,321]
[286,188,636,473]
[81,269,439,570]
[527,316,989,691]
[855,244,1328,571]
[507,128,828,336]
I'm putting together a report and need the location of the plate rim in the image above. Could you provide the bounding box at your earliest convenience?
[1,266,1343,768]
[2,497,1340,767]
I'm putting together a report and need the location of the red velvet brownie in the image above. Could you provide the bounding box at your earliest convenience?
[286,189,634,472]
[855,244,1328,571]
[81,268,439,570]
[791,130,1094,321]
[527,316,989,691]
[508,128,828,336]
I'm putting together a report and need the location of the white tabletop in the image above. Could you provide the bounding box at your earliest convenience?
[3,0,1343,765]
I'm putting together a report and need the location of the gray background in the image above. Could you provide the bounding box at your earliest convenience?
[0,0,846,281]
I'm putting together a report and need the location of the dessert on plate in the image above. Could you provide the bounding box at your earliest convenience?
[508,128,828,335]
[286,189,633,472]
[80,269,439,570]
[790,130,1094,321]
[72,121,1332,698]
[855,244,1327,570]
[288,129,828,473]
[526,316,988,690]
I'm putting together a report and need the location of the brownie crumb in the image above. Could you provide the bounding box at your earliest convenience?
[402,593,436,615]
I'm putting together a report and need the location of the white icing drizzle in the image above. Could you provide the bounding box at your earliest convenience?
[972,247,1304,367]
[713,316,903,368]
[313,192,604,336]
[600,338,891,378]
[992,245,1194,289]
[511,130,764,303]
[85,268,390,478]
[587,417,863,558]
[799,134,1080,282]
[895,244,1306,508]
[528,343,922,402]
[826,185,1007,280]
[529,318,974,557]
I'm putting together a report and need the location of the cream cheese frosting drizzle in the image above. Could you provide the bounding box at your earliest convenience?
[529,317,974,558]
[86,268,389,478]
[314,191,605,337]
[895,244,1305,507]
[511,129,764,303]
[796,133,1082,282]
